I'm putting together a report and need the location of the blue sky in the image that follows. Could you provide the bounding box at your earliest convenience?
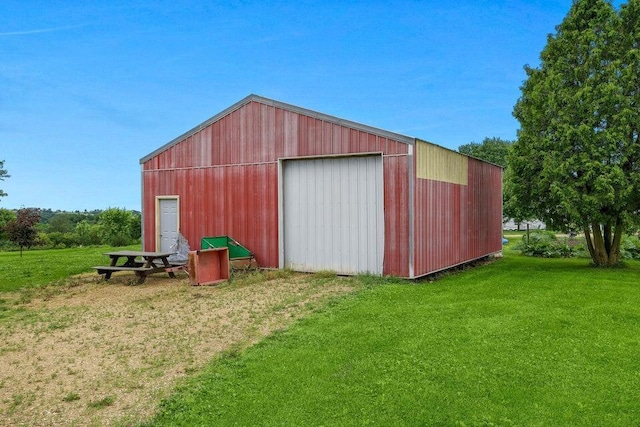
[0,1,603,211]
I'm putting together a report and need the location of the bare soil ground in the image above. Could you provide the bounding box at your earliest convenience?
[0,270,361,426]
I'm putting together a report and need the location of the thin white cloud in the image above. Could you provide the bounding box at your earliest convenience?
[0,24,87,36]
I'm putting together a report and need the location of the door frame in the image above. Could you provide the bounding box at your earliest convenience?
[155,196,180,252]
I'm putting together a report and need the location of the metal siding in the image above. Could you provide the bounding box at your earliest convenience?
[142,99,411,274]
[323,121,333,153]
[383,156,410,277]
[219,113,229,164]
[469,158,503,257]
[329,125,339,152]
[298,115,309,156]
[413,147,503,277]
[211,120,221,164]
[283,155,384,275]
[142,164,278,268]
[141,173,155,250]
[283,110,299,158]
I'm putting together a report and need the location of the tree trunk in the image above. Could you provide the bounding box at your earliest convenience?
[587,222,623,266]
[583,223,596,261]
[610,221,623,265]
[604,223,612,255]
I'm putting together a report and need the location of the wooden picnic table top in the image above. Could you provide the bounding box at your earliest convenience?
[103,250,175,258]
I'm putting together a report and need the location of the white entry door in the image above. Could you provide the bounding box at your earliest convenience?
[158,198,179,252]
[282,155,384,275]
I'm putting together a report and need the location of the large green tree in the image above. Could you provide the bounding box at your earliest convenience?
[97,208,141,246]
[617,0,640,229]
[511,0,640,266]
[458,137,513,168]
[0,160,8,199]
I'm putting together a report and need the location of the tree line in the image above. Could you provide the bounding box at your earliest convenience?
[0,207,141,254]
[0,161,141,252]
[2,1,638,268]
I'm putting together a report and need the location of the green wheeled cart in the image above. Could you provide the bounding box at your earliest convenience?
[201,236,257,270]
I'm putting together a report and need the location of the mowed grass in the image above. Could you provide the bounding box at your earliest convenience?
[147,252,640,426]
[0,244,140,292]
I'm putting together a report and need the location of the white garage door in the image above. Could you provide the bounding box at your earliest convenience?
[282,155,384,275]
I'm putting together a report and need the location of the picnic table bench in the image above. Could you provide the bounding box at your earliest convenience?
[93,250,179,284]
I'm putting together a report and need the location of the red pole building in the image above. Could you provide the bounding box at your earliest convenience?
[140,95,503,278]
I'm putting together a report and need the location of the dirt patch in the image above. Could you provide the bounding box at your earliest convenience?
[0,270,361,426]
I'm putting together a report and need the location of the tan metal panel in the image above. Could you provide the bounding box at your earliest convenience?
[416,140,468,185]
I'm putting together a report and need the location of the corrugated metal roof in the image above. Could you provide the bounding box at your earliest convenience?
[140,94,416,164]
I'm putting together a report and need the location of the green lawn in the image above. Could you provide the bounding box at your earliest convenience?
[0,244,140,292]
[147,252,640,426]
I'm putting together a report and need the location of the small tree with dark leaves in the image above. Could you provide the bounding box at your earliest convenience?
[5,208,41,256]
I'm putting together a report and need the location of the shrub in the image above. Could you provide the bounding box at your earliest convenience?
[518,232,640,260]
[36,232,52,248]
[621,235,640,260]
[74,221,102,246]
[108,233,133,247]
[517,230,575,258]
[47,232,79,248]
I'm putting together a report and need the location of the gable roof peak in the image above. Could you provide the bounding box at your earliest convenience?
[140,94,415,164]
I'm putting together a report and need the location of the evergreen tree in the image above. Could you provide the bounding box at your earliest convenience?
[510,0,640,266]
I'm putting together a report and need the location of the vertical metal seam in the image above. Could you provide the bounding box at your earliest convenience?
[140,164,145,251]
[277,159,285,269]
[377,153,385,275]
[500,167,504,248]
[408,142,415,278]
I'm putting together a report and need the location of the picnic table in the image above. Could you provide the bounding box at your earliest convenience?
[93,250,178,284]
